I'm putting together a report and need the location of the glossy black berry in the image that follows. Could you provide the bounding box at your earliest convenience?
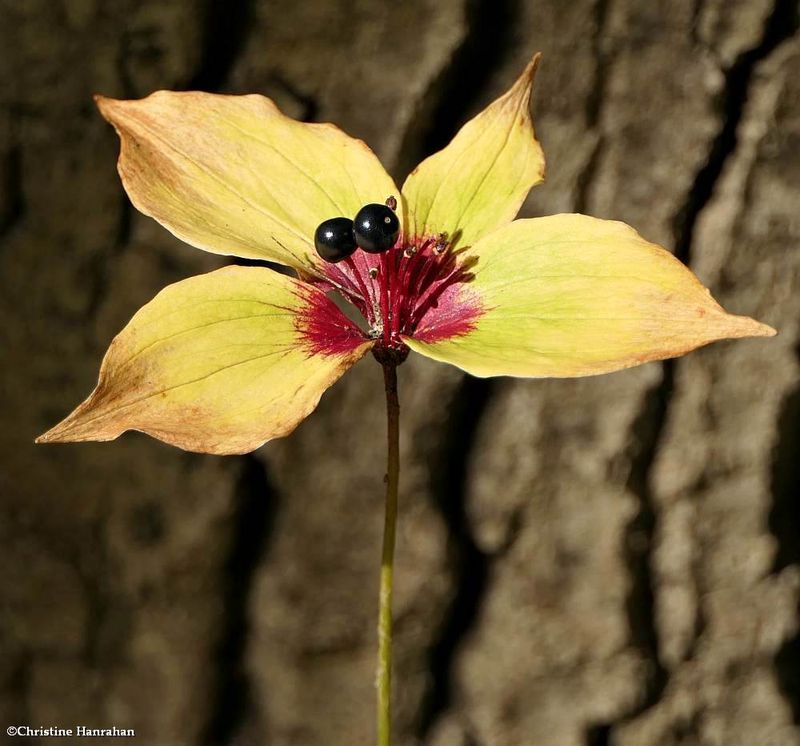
[314,217,357,263]
[353,203,400,254]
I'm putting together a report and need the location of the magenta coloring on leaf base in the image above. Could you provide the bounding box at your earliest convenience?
[296,234,483,361]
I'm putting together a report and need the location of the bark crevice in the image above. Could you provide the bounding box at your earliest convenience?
[201,455,280,746]
[770,352,800,722]
[584,3,799,742]
[186,0,256,92]
[584,376,674,746]
[393,0,520,179]
[671,0,800,265]
[575,0,614,213]
[416,376,496,741]
[0,143,23,240]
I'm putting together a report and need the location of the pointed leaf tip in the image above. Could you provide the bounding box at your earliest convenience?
[35,266,370,455]
[402,52,545,248]
[35,412,96,446]
[406,214,776,379]
[94,94,125,122]
[723,314,776,339]
[513,52,542,100]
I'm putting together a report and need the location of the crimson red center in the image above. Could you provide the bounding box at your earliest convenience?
[299,234,482,359]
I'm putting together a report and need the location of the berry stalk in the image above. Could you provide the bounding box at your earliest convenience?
[377,361,400,746]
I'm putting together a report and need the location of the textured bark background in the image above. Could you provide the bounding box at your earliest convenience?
[2,1,799,745]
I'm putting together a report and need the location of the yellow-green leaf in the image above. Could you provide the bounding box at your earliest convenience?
[97,92,400,271]
[401,54,545,248]
[404,214,775,378]
[36,267,372,454]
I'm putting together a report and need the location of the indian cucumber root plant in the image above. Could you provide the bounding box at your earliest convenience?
[37,54,774,745]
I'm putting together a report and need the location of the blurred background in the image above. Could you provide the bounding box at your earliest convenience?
[2,0,799,744]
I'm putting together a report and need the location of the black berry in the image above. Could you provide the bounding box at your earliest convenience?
[353,203,400,254]
[314,217,357,263]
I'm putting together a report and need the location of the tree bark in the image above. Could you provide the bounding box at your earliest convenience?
[2,1,798,744]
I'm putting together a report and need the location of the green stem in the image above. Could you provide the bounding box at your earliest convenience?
[377,361,400,746]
